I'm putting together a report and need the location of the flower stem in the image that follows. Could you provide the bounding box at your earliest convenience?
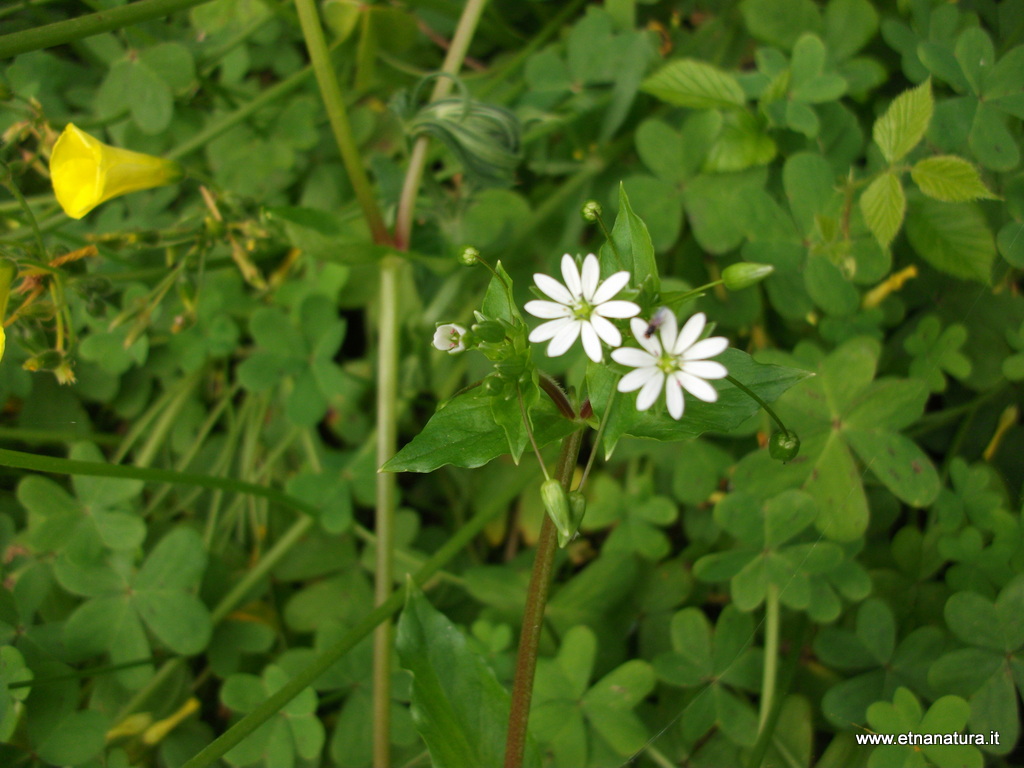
[293,0,389,245]
[725,374,789,435]
[504,427,583,768]
[758,583,780,733]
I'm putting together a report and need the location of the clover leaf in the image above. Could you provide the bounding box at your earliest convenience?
[866,688,981,768]
[904,315,971,392]
[653,606,762,747]
[531,625,655,765]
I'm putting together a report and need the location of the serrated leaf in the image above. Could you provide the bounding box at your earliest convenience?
[641,59,746,110]
[911,156,997,202]
[860,171,905,248]
[904,198,995,283]
[873,79,933,163]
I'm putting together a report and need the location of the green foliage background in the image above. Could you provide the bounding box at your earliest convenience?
[0,0,1023,766]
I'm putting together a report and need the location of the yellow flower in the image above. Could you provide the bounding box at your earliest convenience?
[50,124,183,219]
[0,326,5,364]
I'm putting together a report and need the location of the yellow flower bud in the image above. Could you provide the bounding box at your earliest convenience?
[49,124,183,219]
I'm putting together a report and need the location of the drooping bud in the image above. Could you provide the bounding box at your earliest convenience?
[722,262,774,291]
[581,200,602,222]
[556,490,587,548]
[769,431,801,462]
[541,479,573,544]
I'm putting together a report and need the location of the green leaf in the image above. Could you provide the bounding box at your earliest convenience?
[860,171,905,248]
[805,435,868,541]
[741,0,822,49]
[904,197,995,283]
[396,581,526,768]
[382,387,578,473]
[845,429,940,507]
[969,102,1020,172]
[997,221,1024,268]
[954,27,994,97]
[824,0,878,61]
[910,156,998,202]
[607,183,659,290]
[873,79,933,164]
[641,59,746,110]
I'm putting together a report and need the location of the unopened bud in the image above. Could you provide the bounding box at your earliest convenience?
[458,246,480,266]
[472,320,506,344]
[557,490,587,547]
[769,431,800,462]
[581,200,602,222]
[722,262,774,291]
[541,479,573,543]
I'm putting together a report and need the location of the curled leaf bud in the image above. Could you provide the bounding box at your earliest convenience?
[722,262,774,291]
[769,431,801,462]
[541,479,573,544]
[458,246,480,266]
[472,320,506,344]
[581,200,602,222]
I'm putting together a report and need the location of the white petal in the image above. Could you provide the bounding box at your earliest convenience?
[673,312,707,355]
[594,299,640,319]
[535,273,574,304]
[630,317,662,356]
[524,300,571,319]
[580,322,603,362]
[682,336,729,361]
[682,360,728,379]
[658,311,679,352]
[589,315,621,348]
[529,317,572,343]
[612,347,656,368]
[675,371,719,402]
[561,254,583,297]
[665,377,684,419]
[580,254,601,300]
[592,270,631,304]
[618,366,657,393]
[636,371,666,411]
[547,320,581,357]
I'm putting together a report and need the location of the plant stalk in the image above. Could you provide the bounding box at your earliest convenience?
[758,583,780,733]
[504,427,583,768]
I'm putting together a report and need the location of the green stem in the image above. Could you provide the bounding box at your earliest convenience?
[758,583,780,733]
[724,374,789,435]
[0,0,218,58]
[1,173,46,258]
[293,0,389,245]
[0,426,118,445]
[182,498,504,768]
[373,254,401,768]
[504,427,583,768]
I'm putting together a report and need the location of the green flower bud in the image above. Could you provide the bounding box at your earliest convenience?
[457,246,480,266]
[722,262,774,291]
[769,431,801,462]
[472,320,506,343]
[484,375,508,396]
[541,479,573,543]
[581,200,602,222]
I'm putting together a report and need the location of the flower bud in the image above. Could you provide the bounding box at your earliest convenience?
[457,246,480,266]
[581,200,602,222]
[722,262,774,291]
[541,479,573,543]
[432,323,468,354]
[556,490,587,548]
[769,431,801,462]
[484,375,508,395]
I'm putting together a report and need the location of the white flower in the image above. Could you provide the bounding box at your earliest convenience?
[524,253,640,363]
[611,311,729,420]
[433,323,468,353]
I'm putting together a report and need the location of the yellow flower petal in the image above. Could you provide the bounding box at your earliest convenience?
[50,124,183,219]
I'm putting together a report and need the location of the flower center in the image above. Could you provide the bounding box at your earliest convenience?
[656,353,680,375]
[571,298,595,321]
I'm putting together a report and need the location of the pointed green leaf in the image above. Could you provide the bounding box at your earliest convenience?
[860,171,905,248]
[905,197,995,283]
[396,581,526,768]
[873,80,933,163]
[911,156,998,202]
[641,59,746,110]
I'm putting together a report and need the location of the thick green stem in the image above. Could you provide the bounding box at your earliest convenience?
[0,0,217,58]
[293,0,389,245]
[504,427,583,768]
[758,583,780,733]
[181,498,504,768]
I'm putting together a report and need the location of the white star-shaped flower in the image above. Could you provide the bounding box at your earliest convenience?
[432,323,467,353]
[611,311,729,420]
[524,253,640,363]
